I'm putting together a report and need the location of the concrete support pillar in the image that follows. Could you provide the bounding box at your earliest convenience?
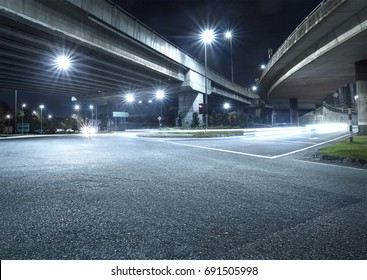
[289,98,299,125]
[356,60,367,134]
[178,92,203,127]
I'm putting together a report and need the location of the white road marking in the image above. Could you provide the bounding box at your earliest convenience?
[271,134,348,158]
[160,134,349,159]
[159,140,274,159]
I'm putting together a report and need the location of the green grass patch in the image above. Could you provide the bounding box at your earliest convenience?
[318,135,367,160]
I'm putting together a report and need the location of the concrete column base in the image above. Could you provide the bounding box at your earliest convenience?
[178,92,203,127]
[356,60,367,135]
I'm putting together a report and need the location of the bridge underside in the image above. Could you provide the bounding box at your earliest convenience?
[0,13,182,100]
[266,28,367,109]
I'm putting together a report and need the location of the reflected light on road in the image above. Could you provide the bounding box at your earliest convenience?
[306,123,349,134]
[253,123,348,137]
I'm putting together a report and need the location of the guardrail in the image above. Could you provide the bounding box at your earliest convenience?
[104,0,251,93]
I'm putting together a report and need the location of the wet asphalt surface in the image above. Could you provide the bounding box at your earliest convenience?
[0,132,366,259]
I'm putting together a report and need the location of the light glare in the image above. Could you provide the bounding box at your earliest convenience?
[306,123,348,133]
[125,93,135,102]
[201,29,214,44]
[56,55,71,70]
[81,124,97,136]
[155,90,165,100]
[225,31,232,39]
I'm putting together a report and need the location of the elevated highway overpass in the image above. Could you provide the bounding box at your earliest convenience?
[259,0,367,133]
[0,0,258,125]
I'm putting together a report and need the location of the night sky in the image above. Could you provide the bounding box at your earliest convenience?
[1,0,322,116]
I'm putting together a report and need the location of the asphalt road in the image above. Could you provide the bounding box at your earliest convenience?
[0,129,366,260]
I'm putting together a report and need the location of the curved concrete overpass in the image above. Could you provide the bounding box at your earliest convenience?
[0,0,258,125]
[259,0,367,111]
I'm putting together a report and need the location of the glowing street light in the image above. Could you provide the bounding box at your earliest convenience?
[223,102,231,109]
[155,90,165,127]
[39,104,44,134]
[125,93,135,103]
[6,114,11,134]
[89,105,94,121]
[224,30,234,83]
[201,29,215,44]
[201,28,215,129]
[155,90,165,100]
[21,103,26,134]
[56,55,71,70]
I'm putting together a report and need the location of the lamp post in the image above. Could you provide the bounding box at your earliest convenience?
[201,29,214,129]
[21,103,26,134]
[74,104,80,117]
[6,114,11,134]
[89,105,94,124]
[48,115,53,132]
[124,94,135,130]
[225,31,234,83]
[39,105,44,134]
[155,90,165,128]
[74,104,80,129]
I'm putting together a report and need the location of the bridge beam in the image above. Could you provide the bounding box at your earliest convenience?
[356,60,367,135]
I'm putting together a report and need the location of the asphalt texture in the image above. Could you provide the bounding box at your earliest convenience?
[0,131,366,260]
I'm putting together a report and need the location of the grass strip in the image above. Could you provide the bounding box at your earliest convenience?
[318,135,367,160]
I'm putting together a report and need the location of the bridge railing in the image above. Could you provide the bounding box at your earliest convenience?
[104,0,251,94]
[261,0,345,79]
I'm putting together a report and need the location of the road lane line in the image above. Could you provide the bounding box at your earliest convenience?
[270,134,349,158]
[160,134,349,160]
[159,140,275,159]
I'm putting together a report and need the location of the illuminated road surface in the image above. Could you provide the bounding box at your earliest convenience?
[0,128,366,259]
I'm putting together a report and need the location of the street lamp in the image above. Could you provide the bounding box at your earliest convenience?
[223,102,231,110]
[6,114,11,134]
[224,31,234,83]
[201,29,215,129]
[39,105,44,134]
[155,90,165,127]
[56,55,71,70]
[74,104,80,115]
[125,93,135,103]
[89,105,94,124]
[21,103,26,134]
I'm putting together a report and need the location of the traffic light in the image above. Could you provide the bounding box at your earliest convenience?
[199,103,204,114]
